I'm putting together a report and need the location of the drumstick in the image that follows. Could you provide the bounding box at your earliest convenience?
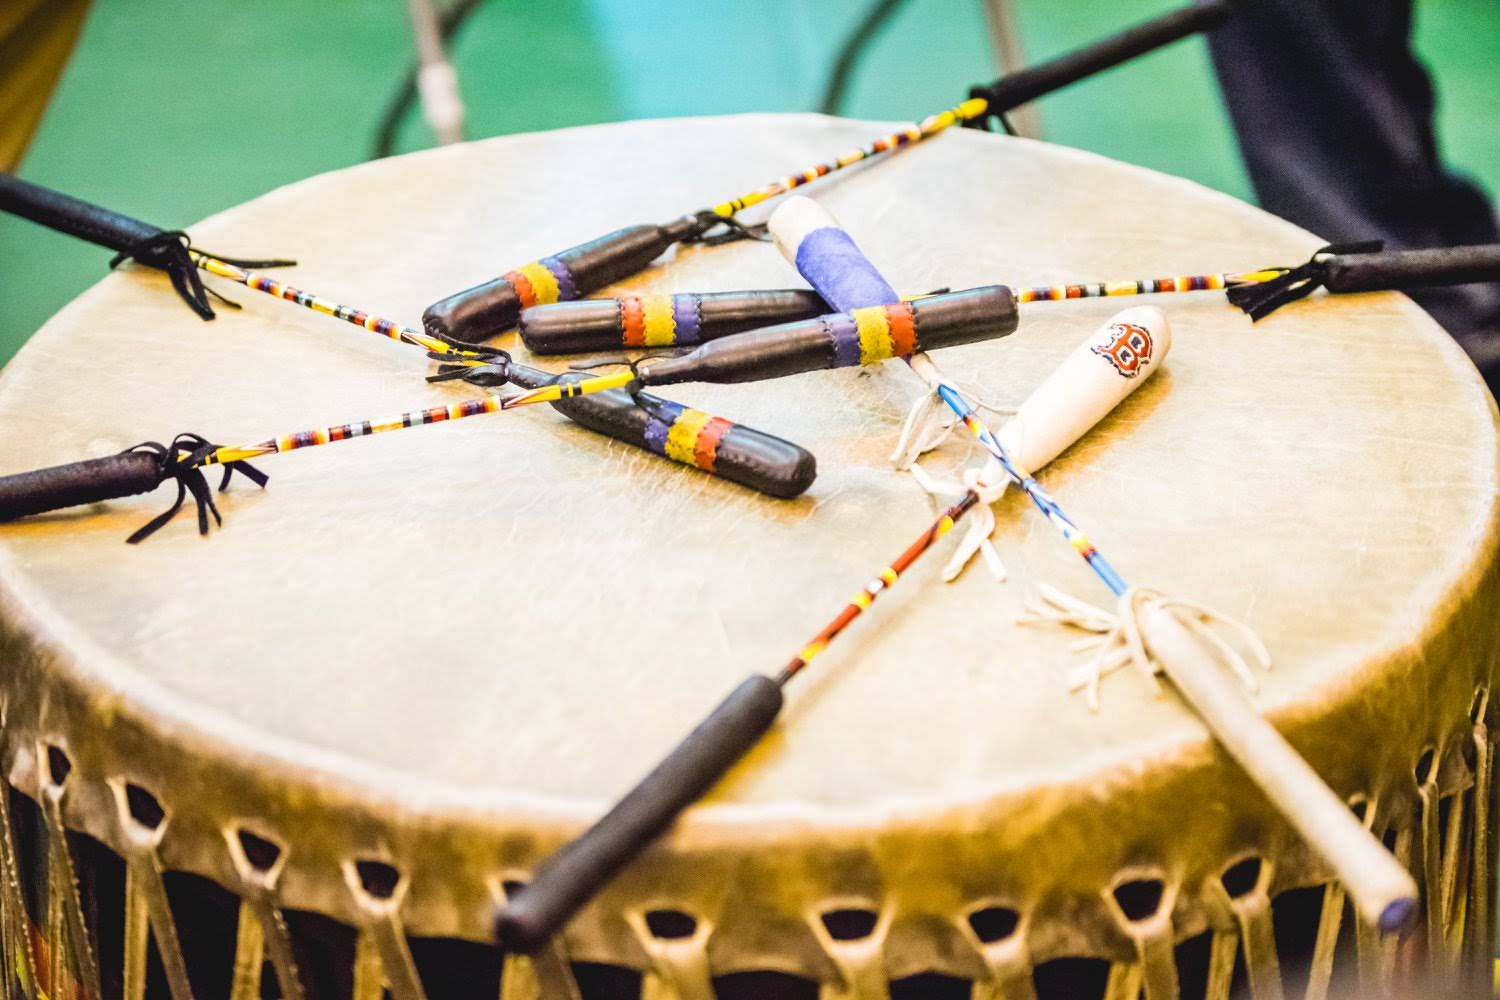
[0,363,817,541]
[769,196,1419,937]
[422,0,1232,343]
[495,265,1266,403]
[495,307,1167,955]
[496,261,1299,403]
[498,286,1021,406]
[514,274,1263,355]
[515,238,1500,356]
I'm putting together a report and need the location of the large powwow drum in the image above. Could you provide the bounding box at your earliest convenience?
[0,116,1496,1000]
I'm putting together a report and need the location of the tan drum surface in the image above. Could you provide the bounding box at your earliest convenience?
[1,116,1497,983]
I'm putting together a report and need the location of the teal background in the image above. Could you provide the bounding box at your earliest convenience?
[1,0,1497,363]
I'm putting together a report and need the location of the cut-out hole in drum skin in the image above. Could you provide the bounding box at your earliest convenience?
[891,972,971,998]
[714,971,818,1000]
[124,783,166,831]
[1112,878,1167,921]
[1220,857,1263,900]
[967,906,1021,944]
[235,828,283,873]
[1416,747,1437,785]
[45,744,72,786]
[352,859,402,900]
[1270,884,1328,999]
[821,907,880,942]
[1033,957,1110,1000]
[408,935,501,1000]
[643,908,698,940]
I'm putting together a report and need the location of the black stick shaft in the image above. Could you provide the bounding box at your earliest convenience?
[974,0,1233,112]
[1324,245,1500,294]
[0,173,160,252]
[497,675,784,954]
[0,452,164,523]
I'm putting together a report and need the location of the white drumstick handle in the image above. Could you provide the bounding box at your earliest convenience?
[1139,607,1419,934]
[997,306,1172,472]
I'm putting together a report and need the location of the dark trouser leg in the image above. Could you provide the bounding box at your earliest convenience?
[1208,0,1500,392]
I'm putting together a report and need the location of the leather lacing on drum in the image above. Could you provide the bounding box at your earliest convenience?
[889,379,1017,582]
[0,692,1493,1000]
[1019,584,1271,711]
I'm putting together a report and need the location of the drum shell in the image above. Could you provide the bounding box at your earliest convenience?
[518,289,829,355]
[3,113,1498,1000]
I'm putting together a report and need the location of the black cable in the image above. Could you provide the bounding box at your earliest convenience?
[371,0,487,160]
[817,0,912,116]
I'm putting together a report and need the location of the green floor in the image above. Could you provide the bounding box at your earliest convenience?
[0,0,1497,363]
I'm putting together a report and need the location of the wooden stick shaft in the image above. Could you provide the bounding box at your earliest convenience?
[1139,607,1418,933]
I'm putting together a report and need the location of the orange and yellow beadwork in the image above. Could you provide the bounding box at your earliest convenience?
[711,97,989,217]
[500,257,578,309]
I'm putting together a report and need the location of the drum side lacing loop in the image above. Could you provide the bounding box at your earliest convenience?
[0,718,40,1000]
[111,780,195,1000]
[960,904,1034,1000]
[809,904,892,1000]
[1103,874,1179,1000]
[1464,698,1494,987]
[626,908,715,1000]
[225,827,306,1000]
[1206,857,1284,1000]
[343,859,429,1000]
[37,744,103,1000]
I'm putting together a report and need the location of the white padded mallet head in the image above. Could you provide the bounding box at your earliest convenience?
[998,304,1172,475]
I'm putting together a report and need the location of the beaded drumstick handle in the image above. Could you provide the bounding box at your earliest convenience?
[514,273,1279,356]
[498,264,1304,404]
[770,197,1419,936]
[517,239,1500,358]
[499,285,1021,406]
[495,306,1165,954]
[422,0,1231,344]
[498,261,1294,404]
[0,361,816,541]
